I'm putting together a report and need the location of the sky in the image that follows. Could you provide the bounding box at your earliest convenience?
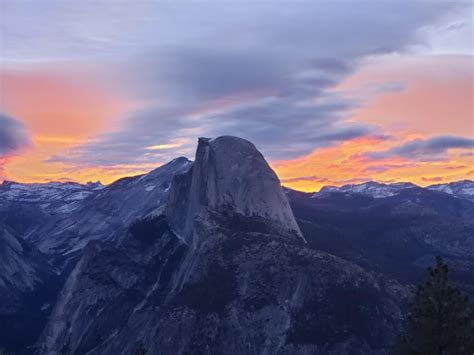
[0,0,473,191]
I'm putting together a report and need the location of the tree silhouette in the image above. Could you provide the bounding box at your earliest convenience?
[396,256,474,354]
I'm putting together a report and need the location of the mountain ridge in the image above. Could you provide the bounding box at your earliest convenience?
[0,136,472,354]
[3,169,472,203]
[35,136,407,354]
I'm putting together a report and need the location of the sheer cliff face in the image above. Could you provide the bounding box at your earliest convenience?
[166,136,304,245]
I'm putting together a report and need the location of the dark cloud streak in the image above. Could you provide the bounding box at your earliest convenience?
[0,114,31,156]
[367,136,474,160]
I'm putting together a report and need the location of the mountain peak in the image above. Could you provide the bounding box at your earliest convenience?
[318,180,419,199]
[427,179,474,201]
[138,156,192,182]
[166,135,304,244]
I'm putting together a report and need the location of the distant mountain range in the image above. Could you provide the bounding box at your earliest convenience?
[0,137,472,354]
[3,176,472,209]
[315,180,474,201]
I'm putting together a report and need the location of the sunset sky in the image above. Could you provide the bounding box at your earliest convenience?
[1,1,473,191]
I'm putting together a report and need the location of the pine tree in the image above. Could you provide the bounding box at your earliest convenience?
[396,256,474,355]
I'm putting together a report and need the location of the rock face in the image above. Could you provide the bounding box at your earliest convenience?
[0,224,61,353]
[0,157,192,354]
[0,157,192,270]
[166,136,303,245]
[38,137,406,355]
[39,216,406,355]
[35,156,191,258]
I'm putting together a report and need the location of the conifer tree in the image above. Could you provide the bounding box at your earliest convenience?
[396,256,474,355]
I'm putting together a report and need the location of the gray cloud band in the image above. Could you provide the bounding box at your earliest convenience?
[37,1,465,166]
[367,136,474,160]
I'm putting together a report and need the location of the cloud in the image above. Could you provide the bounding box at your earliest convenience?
[280,175,370,187]
[280,176,331,184]
[13,1,466,166]
[445,22,466,32]
[0,114,31,156]
[48,93,374,166]
[444,165,467,170]
[367,136,474,160]
[3,2,462,63]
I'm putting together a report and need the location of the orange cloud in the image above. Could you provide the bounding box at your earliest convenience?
[338,54,473,137]
[3,139,156,184]
[272,134,473,192]
[0,63,144,183]
[271,54,473,192]
[0,67,135,138]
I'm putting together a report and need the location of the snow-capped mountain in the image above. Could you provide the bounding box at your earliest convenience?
[0,180,104,214]
[0,157,192,274]
[316,181,418,198]
[314,180,474,201]
[26,157,193,260]
[427,180,474,201]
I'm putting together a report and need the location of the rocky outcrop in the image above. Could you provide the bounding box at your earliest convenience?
[166,136,304,246]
